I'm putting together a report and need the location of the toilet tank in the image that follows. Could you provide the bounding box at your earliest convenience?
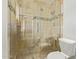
[59,38,76,57]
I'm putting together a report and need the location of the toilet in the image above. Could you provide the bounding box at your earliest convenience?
[47,51,69,59]
[59,38,76,57]
[47,38,76,59]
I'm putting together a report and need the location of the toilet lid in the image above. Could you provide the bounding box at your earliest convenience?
[47,51,66,59]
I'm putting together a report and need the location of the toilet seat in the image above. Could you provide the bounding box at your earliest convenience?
[47,51,69,59]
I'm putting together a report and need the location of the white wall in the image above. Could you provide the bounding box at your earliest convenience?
[63,0,76,40]
[2,0,8,58]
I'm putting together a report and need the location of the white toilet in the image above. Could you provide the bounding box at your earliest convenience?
[47,38,76,59]
[59,38,76,57]
[47,51,69,59]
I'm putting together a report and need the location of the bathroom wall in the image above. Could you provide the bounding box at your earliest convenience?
[63,0,76,40]
[2,0,8,59]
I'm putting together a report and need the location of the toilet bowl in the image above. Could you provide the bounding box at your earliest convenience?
[47,51,69,59]
[59,38,76,57]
